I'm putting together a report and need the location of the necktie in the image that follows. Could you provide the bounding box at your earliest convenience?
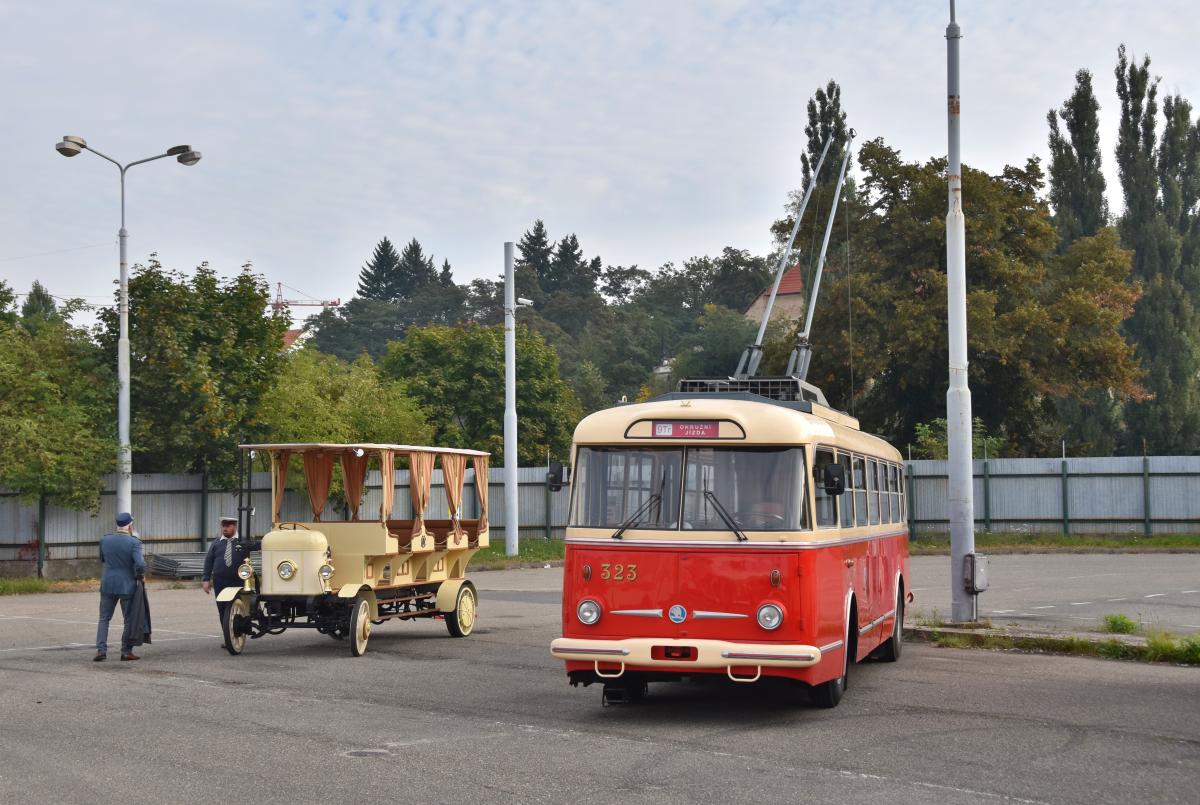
[224,538,233,567]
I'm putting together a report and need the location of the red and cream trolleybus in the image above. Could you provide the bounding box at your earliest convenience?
[549,379,910,706]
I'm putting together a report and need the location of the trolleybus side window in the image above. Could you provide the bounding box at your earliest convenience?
[877,460,889,523]
[873,460,883,527]
[839,452,854,528]
[888,463,899,523]
[569,447,681,529]
[813,448,837,528]
[852,455,868,526]
[682,447,809,532]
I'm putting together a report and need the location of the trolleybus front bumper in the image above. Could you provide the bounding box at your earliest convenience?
[550,637,822,671]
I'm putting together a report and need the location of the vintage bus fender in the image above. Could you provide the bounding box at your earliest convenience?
[216,586,246,603]
[436,579,477,613]
[336,584,378,620]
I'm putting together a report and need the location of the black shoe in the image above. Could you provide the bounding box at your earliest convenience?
[93,652,106,662]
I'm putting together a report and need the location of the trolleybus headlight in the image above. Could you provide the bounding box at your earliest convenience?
[277,560,297,581]
[237,563,253,580]
[577,599,602,625]
[318,564,335,581]
[756,603,784,631]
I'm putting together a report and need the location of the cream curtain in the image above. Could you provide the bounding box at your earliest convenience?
[378,449,395,522]
[340,451,369,520]
[471,455,490,532]
[272,450,290,522]
[441,453,467,543]
[302,452,335,521]
[409,451,435,542]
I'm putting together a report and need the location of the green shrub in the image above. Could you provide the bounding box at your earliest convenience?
[0,577,51,595]
[1101,613,1138,634]
[1178,635,1200,665]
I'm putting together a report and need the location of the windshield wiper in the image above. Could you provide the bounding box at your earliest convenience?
[703,490,748,542]
[612,474,667,540]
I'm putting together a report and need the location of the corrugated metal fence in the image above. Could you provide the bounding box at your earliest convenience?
[0,467,567,569]
[906,456,1200,536]
[4,457,1199,571]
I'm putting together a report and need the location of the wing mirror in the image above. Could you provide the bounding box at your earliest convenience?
[547,460,568,492]
[821,464,846,496]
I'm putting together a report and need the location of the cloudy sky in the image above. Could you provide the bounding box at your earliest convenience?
[2,1,1198,324]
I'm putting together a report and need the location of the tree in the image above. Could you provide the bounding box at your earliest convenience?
[801,79,849,188]
[0,299,115,508]
[20,281,59,330]
[96,258,290,483]
[766,138,1143,454]
[1046,69,1108,248]
[357,237,402,300]
[912,417,1005,460]
[1116,46,1200,453]
[568,360,611,416]
[393,238,439,301]
[380,322,580,463]
[670,304,758,379]
[516,219,555,292]
[600,264,650,302]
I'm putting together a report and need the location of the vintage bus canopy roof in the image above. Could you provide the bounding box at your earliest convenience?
[572,392,900,461]
[239,443,490,458]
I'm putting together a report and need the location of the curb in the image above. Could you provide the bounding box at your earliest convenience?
[903,624,1197,666]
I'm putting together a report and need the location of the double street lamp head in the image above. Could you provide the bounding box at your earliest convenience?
[54,136,201,166]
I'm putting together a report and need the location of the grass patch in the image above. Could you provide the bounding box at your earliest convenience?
[1101,613,1139,634]
[470,538,566,570]
[0,577,51,595]
[910,531,1200,555]
[912,625,1199,665]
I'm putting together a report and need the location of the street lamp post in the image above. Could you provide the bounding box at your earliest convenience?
[55,136,201,514]
[502,242,534,557]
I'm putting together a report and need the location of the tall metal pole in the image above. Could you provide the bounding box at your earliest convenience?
[503,242,519,557]
[946,0,977,622]
[117,171,132,514]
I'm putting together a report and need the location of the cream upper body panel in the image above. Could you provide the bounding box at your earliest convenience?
[572,396,901,464]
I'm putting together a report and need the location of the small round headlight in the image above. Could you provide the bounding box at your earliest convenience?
[757,603,784,630]
[237,563,253,580]
[577,599,602,625]
[318,564,334,581]
[277,561,296,581]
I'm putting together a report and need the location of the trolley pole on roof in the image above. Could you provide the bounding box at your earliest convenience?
[946,1,979,622]
[503,242,520,557]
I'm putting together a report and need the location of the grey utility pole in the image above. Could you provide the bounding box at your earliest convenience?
[55,137,201,515]
[945,2,979,622]
[503,242,519,557]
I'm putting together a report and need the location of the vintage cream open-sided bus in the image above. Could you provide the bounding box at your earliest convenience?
[550,384,911,706]
[221,443,490,656]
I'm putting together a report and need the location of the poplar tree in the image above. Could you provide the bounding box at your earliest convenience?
[1116,46,1200,453]
[801,80,848,188]
[1046,69,1108,249]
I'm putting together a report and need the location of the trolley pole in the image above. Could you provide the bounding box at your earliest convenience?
[503,242,519,557]
[946,1,978,622]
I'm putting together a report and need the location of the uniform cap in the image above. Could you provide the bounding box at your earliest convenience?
[115,512,134,527]
[219,515,238,524]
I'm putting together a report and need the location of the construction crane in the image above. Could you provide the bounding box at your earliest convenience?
[270,282,341,314]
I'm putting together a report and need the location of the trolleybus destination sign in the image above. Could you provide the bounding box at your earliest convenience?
[653,420,720,438]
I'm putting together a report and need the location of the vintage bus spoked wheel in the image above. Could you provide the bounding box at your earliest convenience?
[445,585,476,638]
[350,597,371,656]
[223,597,249,656]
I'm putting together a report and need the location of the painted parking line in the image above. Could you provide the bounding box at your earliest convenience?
[0,614,218,638]
[1106,598,1127,602]
[1182,590,1199,594]
[0,635,211,654]
[1144,594,1166,598]
[1031,605,1055,610]
[1070,602,1093,606]
[990,610,1017,614]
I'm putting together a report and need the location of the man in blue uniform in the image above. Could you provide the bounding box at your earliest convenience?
[202,516,258,643]
[95,512,145,662]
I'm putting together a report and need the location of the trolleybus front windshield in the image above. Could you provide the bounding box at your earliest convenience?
[570,446,809,532]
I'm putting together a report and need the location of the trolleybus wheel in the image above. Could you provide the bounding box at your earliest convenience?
[445,584,477,638]
[349,596,371,657]
[875,589,904,662]
[222,596,249,656]
[811,608,855,708]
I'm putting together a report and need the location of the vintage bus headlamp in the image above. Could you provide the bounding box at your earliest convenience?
[277,560,297,581]
[237,562,253,580]
[318,564,335,581]
[576,599,602,625]
[756,603,784,631]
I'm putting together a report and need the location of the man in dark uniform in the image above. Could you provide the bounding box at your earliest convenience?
[201,516,259,642]
[95,512,145,662]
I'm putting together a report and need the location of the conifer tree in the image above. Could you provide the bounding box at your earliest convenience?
[516,220,554,292]
[439,259,455,287]
[393,238,438,301]
[356,237,401,300]
[1047,69,1108,249]
[20,280,58,327]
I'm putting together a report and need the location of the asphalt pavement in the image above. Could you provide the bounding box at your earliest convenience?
[1,563,1197,805]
